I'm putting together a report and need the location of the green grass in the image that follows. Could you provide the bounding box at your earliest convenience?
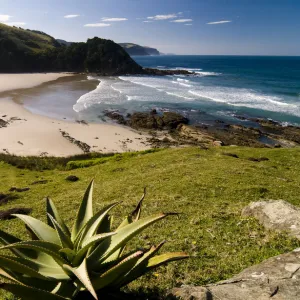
[1,146,300,298]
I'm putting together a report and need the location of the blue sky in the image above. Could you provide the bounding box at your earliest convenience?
[0,0,299,55]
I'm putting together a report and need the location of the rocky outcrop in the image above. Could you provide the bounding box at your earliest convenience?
[242,200,300,240]
[105,110,189,130]
[170,249,300,300]
[143,68,194,76]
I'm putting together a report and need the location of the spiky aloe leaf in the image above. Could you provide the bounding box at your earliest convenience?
[115,241,165,288]
[92,251,143,290]
[0,283,70,300]
[0,229,36,259]
[0,255,51,280]
[63,259,97,300]
[46,198,70,236]
[0,241,67,265]
[108,189,146,261]
[147,252,189,269]
[71,180,94,241]
[48,214,73,249]
[73,233,116,266]
[74,202,119,250]
[88,213,170,268]
[12,214,60,245]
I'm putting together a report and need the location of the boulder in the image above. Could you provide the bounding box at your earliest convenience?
[104,111,126,125]
[66,175,79,182]
[162,112,188,129]
[0,208,32,220]
[169,249,300,300]
[242,200,300,239]
[128,112,161,130]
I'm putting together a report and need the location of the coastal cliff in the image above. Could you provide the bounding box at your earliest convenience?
[119,43,160,56]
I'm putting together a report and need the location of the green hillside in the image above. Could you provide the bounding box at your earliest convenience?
[0,24,143,74]
[0,146,299,298]
[0,23,59,53]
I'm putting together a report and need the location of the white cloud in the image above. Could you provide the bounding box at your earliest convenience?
[178,12,183,15]
[171,19,193,23]
[143,20,153,23]
[64,14,80,18]
[0,15,12,22]
[101,17,127,22]
[185,24,193,26]
[207,20,232,25]
[147,14,177,20]
[4,22,26,26]
[84,23,111,27]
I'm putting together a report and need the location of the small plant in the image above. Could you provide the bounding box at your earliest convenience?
[0,180,188,299]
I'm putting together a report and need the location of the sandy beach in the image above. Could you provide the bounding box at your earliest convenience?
[0,73,75,93]
[0,74,150,156]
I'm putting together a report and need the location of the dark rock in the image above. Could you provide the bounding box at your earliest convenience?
[162,112,189,129]
[222,153,239,158]
[60,130,91,153]
[143,68,194,76]
[0,119,8,128]
[31,180,49,185]
[0,208,32,220]
[66,175,79,182]
[76,120,88,125]
[150,109,157,115]
[129,112,161,130]
[9,187,30,192]
[0,193,19,205]
[104,111,126,125]
[247,157,269,162]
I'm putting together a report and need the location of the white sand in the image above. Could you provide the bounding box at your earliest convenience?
[0,74,150,157]
[0,73,74,93]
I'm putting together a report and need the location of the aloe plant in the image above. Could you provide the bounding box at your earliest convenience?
[0,180,188,299]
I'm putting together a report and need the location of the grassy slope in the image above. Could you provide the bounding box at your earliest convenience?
[1,147,300,297]
[0,23,56,53]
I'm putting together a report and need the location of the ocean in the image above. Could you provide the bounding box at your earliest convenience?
[23,56,300,126]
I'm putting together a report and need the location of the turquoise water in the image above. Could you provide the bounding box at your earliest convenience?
[74,55,300,125]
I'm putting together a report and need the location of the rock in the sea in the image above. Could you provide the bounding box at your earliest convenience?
[104,111,126,125]
[242,200,300,239]
[169,249,300,299]
[66,175,79,182]
[128,112,162,130]
[0,208,32,220]
[162,112,188,129]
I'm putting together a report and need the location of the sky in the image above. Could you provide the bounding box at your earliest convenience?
[0,0,299,55]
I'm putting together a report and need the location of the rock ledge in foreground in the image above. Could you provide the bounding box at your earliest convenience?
[169,249,300,300]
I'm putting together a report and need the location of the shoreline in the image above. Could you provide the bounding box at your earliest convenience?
[0,73,150,157]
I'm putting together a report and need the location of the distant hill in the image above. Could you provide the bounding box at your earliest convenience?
[56,39,73,46]
[119,43,160,56]
[0,23,143,74]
